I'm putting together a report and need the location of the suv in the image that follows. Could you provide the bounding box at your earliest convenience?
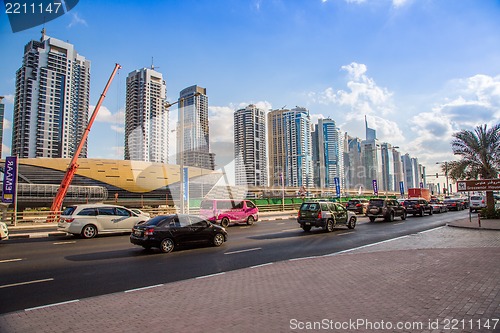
[345,199,369,214]
[365,198,407,222]
[58,204,148,238]
[297,201,357,232]
[403,198,433,216]
[469,196,486,212]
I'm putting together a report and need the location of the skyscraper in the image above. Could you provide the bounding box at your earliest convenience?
[268,107,313,187]
[234,104,267,186]
[124,67,168,163]
[312,118,344,190]
[176,85,215,170]
[12,30,90,158]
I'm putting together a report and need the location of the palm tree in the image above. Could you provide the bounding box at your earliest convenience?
[444,124,500,211]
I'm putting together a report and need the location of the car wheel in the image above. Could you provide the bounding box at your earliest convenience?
[369,216,376,222]
[302,225,311,232]
[247,216,255,225]
[81,224,98,239]
[429,208,433,215]
[401,211,407,220]
[220,217,230,228]
[419,209,424,217]
[326,219,334,232]
[386,212,394,222]
[213,233,225,247]
[347,217,356,229]
[160,238,174,253]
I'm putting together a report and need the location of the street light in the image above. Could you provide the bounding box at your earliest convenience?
[436,162,450,195]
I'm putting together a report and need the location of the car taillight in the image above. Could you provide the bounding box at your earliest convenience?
[298,211,301,218]
[415,204,420,208]
[317,211,322,219]
[144,228,155,236]
[482,200,485,204]
[356,203,361,207]
[63,218,74,223]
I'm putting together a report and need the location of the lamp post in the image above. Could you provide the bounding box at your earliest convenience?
[436,162,449,195]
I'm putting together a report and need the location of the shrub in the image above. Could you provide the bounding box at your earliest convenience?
[479,207,500,219]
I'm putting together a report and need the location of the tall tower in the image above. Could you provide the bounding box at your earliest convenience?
[12,31,90,158]
[176,85,215,170]
[234,104,267,186]
[312,118,344,190]
[124,67,168,163]
[268,107,313,187]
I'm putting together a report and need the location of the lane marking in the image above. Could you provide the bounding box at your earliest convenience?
[326,234,410,256]
[393,222,404,225]
[289,256,319,261]
[277,222,286,225]
[25,299,79,312]
[53,241,76,245]
[339,231,354,236]
[0,258,23,264]
[0,278,54,289]
[125,284,164,293]
[224,247,262,255]
[251,262,273,269]
[195,272,225,279]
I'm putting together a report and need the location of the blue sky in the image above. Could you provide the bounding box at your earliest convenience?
[1,0,499,178]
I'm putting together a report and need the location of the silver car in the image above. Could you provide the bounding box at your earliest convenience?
[58,204,148,238]
[0,222,9,241]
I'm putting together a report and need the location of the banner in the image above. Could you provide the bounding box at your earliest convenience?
[2,156,18,203]
[399,181,405,197]
[372,179,378,196]
[334,177,340,198]
[183,167,189,202]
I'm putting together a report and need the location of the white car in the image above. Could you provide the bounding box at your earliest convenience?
[469,195,486,212]
[0,222,9,241]
[58,204,149,238]
[130,208,151,220]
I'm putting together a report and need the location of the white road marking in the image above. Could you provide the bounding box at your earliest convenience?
[53,241,76,245]
[281,228,301,232]
[195,272,226,279]
[251,262,273,269]
[326,235,409,256]
[125,284,164,293]
[25,299,79,311]
[0,278,54,289]
[0,258,23,264]
[224,247,262,255]
[338,231,354,236]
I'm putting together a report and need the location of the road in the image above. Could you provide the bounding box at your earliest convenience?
[0,210,469,314]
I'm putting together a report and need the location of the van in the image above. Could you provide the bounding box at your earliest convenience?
[57,203,148,238]
[199,199,259,228]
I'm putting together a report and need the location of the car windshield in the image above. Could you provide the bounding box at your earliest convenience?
[369,200,384,207]
[405,200,418,204]
[300,203,320,211]
[470,196,483,200]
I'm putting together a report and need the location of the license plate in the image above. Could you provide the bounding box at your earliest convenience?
[305,222,310,225]
[134,230,142,236]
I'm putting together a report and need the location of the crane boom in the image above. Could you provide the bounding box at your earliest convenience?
[49,63,121,217]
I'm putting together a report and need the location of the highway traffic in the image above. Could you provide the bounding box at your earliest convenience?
[0,210,470,314]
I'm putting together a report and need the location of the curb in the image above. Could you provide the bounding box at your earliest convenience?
[8,231,67,239]
[446,223,500,231]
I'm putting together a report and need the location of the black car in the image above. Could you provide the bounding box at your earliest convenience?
[443,199,465,211]
[130,214,228,253]
[403,198,433,216]
[365,198,407,222]
[345,199,369,214]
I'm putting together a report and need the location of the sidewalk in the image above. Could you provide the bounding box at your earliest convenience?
[0,217,499,333]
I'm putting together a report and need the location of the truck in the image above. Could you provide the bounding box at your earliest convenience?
[408,188,431,201]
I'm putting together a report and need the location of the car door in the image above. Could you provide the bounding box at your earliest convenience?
[333,203,347,224]
[113,207,137,231]
[96,206,116,231]
[188,215,212,243]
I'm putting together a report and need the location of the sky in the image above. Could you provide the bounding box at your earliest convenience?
[1,0,500,181]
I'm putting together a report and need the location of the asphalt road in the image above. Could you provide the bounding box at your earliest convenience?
[0,210,469,314]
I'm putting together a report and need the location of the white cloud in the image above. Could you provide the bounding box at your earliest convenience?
[392,0,410,7]
[3,118,11,131]
[209,105,235,143]
[111,125,124,134]
[94,105,124,124]
[3,94,14,104]
[68,12,87,28]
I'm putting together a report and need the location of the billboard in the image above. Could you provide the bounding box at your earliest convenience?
[2,156,18,204]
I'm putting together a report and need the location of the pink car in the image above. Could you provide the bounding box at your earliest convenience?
[199,199,259,228]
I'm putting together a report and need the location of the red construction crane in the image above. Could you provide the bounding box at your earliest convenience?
[49,63,121,219]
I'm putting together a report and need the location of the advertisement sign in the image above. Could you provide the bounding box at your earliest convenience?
[2,156,18,203]
[334,177,340,198]
[372,179,378,196]
[399,181,404,197]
